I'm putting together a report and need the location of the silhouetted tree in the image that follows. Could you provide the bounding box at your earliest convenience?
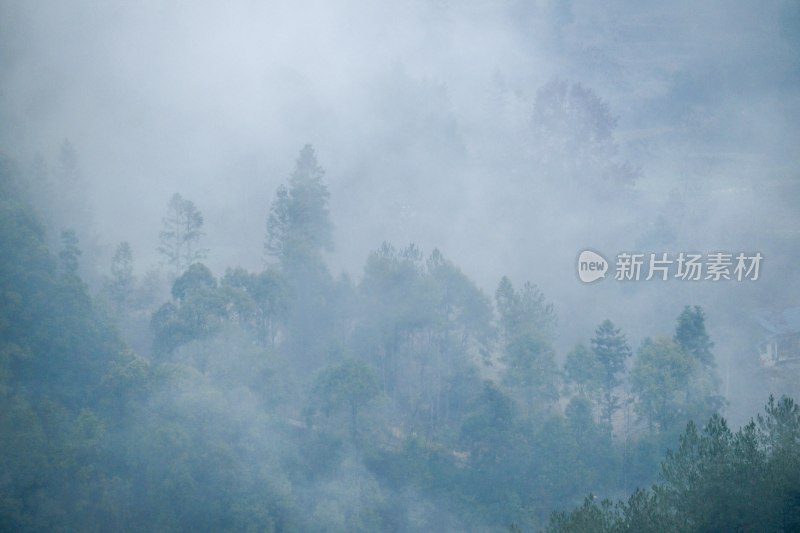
[496,277,558,410]
[674,305,714,367]
[591,320,632,426]
[106,241,134,314]
[314,358,380,439]
[158,193,207,275]
[265,144,332,270]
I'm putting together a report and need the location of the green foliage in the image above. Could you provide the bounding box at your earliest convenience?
[496,277,558,410]
[631,307,722,433]
[151,264,229,356]
[263,145,342,373]
[548,396,800,533]
[461,381,517,463]
[495,276,556,343]
[314,358,380,439]
[631,337,695,431]
[265,144,332,269]
[222,267,288,346]
[354,243,491,437]
[0,160,122,407]
[564,344,604,398]
[591,320,632,425]
[674,305,714,367]
[592,320,632,387]
[0,151,744,533]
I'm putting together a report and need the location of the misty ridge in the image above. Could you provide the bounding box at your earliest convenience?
[1,0,800,532]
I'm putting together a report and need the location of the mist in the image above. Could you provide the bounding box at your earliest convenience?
[1,0,799,531]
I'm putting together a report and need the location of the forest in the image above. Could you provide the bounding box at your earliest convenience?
[1,1,799,531]
[1,144,799,531]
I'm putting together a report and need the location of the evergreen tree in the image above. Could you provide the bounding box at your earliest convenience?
[496,277,559,410]
[564,343,604,400]
[674,305,714,367]
[631,337,694,431]
[263,145,336,371]
[264,144,332,270]
[157,193,207,275]
[547,396,800,533]
[591,320,632,426]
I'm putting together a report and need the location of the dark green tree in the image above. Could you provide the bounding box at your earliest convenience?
[460,381,518,467]
[591,320,632,426]
[263,146,338,371]
[564,344,604,400]
[265,144,332,269]
[546,396,800,533]
[674,305,714,367]
[496,277,558,410]
[631,337,694,431]
[151,264,228,359]
[314,358,380,439]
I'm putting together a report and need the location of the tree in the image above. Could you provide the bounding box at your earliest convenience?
[264,144,332,269]
[674,306,714,367]
[106,242,134,314]
[496,277,558,410]
[150,264,228,358]
[314,358,380,439]
[263,146,337,371]
[495,277,556,343]
[158,193,207,275]
[673,306,723,423]
[564,344,604,399]
[531,79,640,193]
[591,320,632,427]
[460,381,518,466]
[353,244,492,438]
[546,396,800,533]
[264,185,290,261]
[221,267,288,347]
[631,337,694,431]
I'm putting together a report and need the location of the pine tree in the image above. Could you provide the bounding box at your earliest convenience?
[674,305,714,367]
[264,145,332,270]
[591,320,632,426]
[158,193,207,275]
[496,277,559,409]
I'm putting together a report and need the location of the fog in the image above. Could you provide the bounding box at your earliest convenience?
[1,0,799,531]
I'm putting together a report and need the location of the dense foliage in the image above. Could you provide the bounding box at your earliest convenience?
[0,148,795,532]
[546,396,800,533]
